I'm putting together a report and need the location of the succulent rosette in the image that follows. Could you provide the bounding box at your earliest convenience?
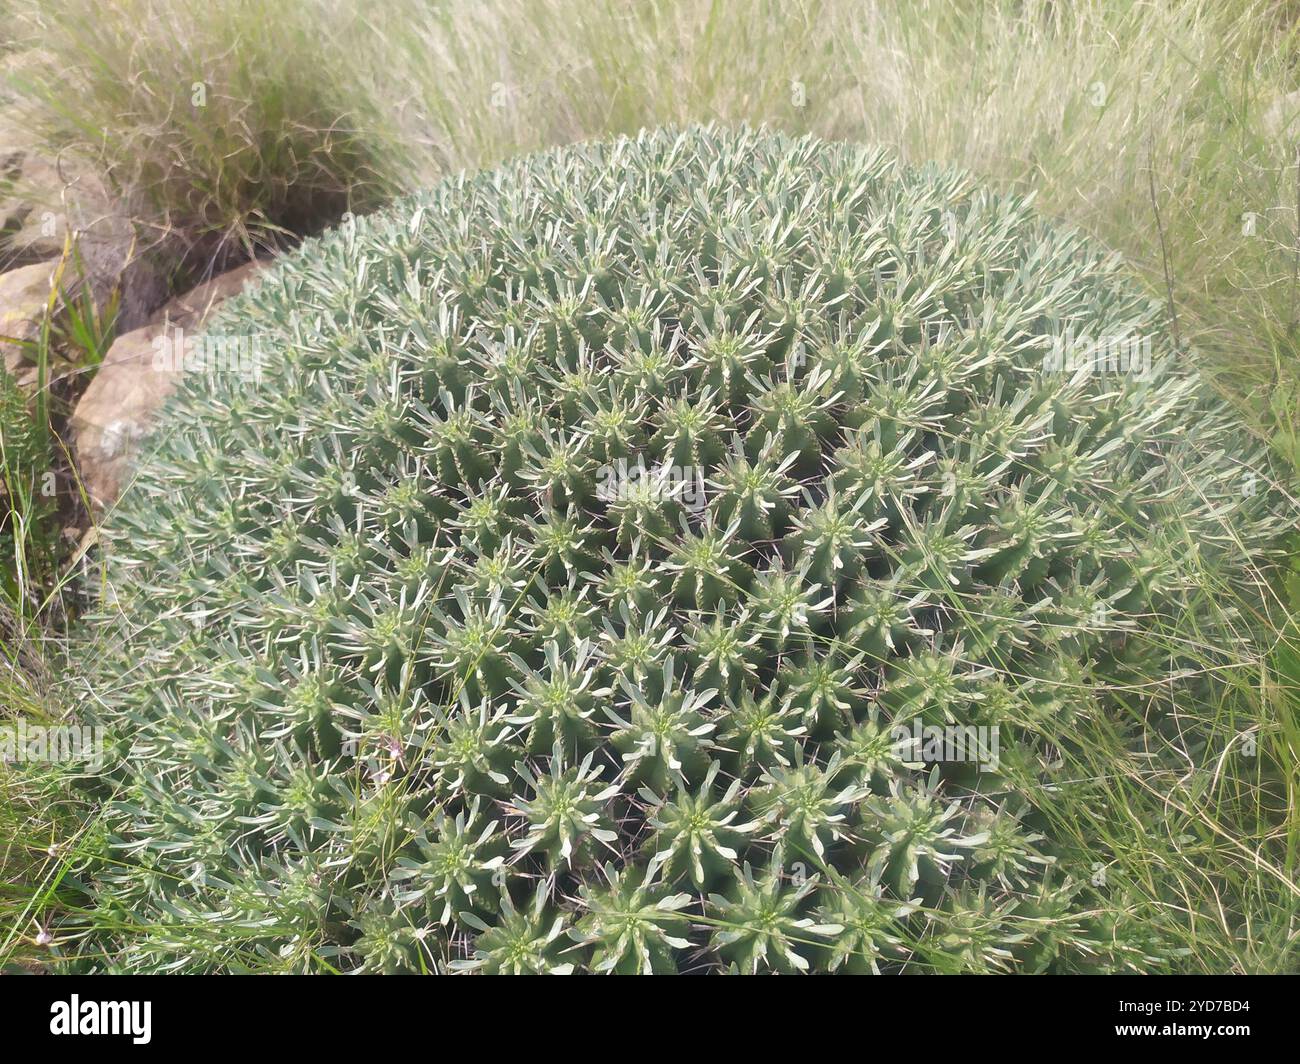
[73,126,1284,973]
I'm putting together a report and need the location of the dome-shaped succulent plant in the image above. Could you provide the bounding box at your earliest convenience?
[74,126,1284,973]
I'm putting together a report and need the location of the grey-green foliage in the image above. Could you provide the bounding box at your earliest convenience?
[73,126,1285,973]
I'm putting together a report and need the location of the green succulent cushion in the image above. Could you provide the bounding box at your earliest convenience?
[75,126,1283,973]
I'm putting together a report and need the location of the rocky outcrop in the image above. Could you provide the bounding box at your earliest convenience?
[70,261,266,512]
[0,108,78,270]
[0,259,57,395]
[1,50,166,331]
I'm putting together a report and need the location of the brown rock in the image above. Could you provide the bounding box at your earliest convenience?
[71,260,267,511]
[0,52,97,269]
[1,155,81,267]
[149,260,266,330]
[0,105,81,268]
[0,95,164,323]
[0,259,55,394]
[68,319,175,511]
